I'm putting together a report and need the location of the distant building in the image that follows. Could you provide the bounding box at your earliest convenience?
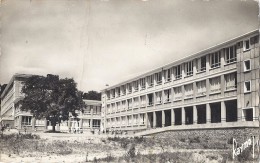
[68,100,102,133]
[101,30,259,135]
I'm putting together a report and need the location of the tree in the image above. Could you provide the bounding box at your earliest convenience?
[82,90,101,100]
[0,84,7,95]
[19,74,85,132]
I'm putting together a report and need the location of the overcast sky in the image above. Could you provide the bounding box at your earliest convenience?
[0,0,258,92]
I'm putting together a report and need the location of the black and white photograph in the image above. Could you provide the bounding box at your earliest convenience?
[0,0,259,162]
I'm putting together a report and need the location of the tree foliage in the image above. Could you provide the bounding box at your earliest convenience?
[19,74,85,131]
[82,90,101,100]
[0,84,7,95]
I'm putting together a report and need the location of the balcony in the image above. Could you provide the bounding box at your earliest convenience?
[164,98,171,104]
[164,78,171,84]
[156,80,162,86]
[147,102,154,107]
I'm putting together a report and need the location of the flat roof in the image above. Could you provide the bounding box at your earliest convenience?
[101,29,259,91]
[1,73,34,99]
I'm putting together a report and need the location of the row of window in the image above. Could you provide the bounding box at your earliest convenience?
[107,114,145,127]
[83,106,102,115]
[106,37,256,100]
[106,73,253,113]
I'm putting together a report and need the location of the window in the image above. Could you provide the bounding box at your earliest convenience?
[116,87,120,97]
[121,116,126,125]
[164,69,171,82]
[92,120,100,128]
[133,114,138,125]
[111,89,115,98]
[140,78,146,90]
[244,39,250,51]
[225,45,237,64]
[22,116,32,126]
[196,80,206,96]
[147,93,154,106]
[121,85,126,95]
[174,86,182,101]
[107,105,111,113]
[133,81,138,92]
[225,73,237,90]
[140,113,145,125]
[127,115,132,126]
[164,89,171,103]
[185,61,193,76]
[197,56,206,72]
[155,91,162,104]
[122,101,126,110]
[155,72,162,85]
[84,106,91,114]
[244,60,251,72]
[35,119,44,126]
[210,76,221,93]
[116,102,120,111]
[147,75,154,87]
[184,84,193,98]
[210,51,221,68]
[111,103,116,112]
[242,108,253,121]
[133,97,139,108]
[106,91,110,100]
[140,96,146,107]
[175,65,182,79]
[127,99,132,109]
[244,81,251,93]
[127,83,132,94]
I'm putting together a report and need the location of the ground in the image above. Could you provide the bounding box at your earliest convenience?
[0,129,257,163]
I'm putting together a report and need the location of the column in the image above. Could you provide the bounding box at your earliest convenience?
[206,103,211,123]
[90,119,93,129]
[171,109,175,126]
[138,114,140,127]
[18,116,22,130]
[220,49,225,70]
[193,106,197,124]
[221,75,225,96]
[153,112,156,128]
[32,117,35,130]
[182,63,185,79]
[221,101,226,122]
[182,107,185,125]
[193,59,197,75]
[44,118,48,130]
[206,54,210,73]
[193,82,197,99]
[206,78,210,98]
[162,110,165,127]
[145,112,148,128]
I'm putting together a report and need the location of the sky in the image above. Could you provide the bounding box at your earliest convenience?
[0,0,259,92]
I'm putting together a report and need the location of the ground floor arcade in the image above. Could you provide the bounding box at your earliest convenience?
[105,99,257,130]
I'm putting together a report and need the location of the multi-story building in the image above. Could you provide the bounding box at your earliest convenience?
[0,74,45,130]
[1,73,103,133]
[101,30,259,134]
[69,99,102,132]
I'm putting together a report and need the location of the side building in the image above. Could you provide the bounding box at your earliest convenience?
[1,74,103,133]
[69,99,102,133]
[101,30,259,136]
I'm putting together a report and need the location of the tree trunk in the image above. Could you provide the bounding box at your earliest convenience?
[52,125,55,132]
